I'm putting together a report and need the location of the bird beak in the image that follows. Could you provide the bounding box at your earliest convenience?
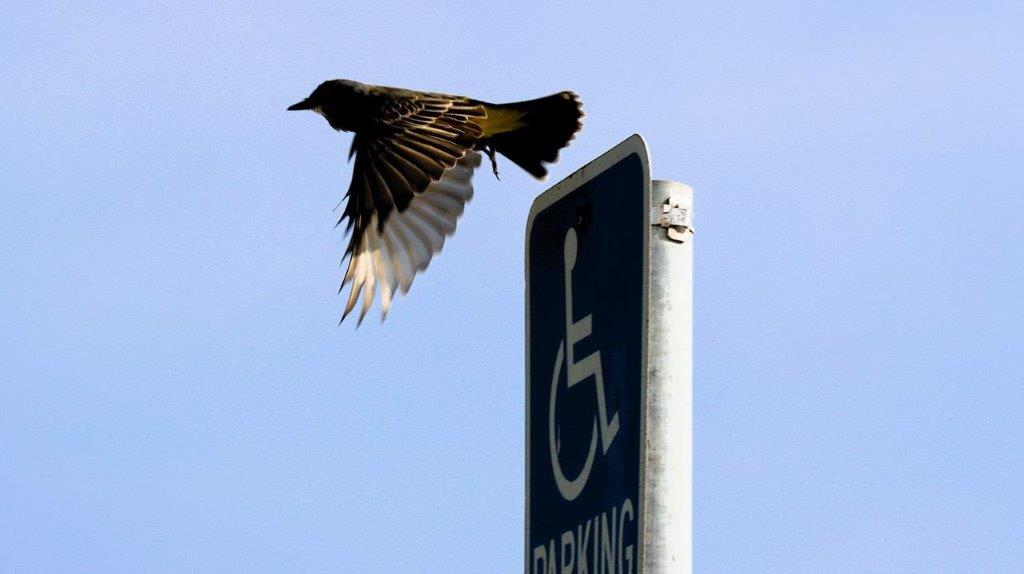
[287,99,314,111]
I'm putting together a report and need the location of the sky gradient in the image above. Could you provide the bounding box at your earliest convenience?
[2,1,1022,572]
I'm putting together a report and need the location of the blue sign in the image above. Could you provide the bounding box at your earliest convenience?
[525,136,650,574]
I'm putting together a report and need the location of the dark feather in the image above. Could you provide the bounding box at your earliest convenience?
[338,90,487,261]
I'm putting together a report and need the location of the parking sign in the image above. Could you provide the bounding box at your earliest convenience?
[525,135,650,574]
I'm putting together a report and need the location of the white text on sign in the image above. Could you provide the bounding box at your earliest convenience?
[531,497,635,574]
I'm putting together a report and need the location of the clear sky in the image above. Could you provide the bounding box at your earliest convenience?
[2,1,1022,572]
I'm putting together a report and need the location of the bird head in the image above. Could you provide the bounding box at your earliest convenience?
[287,83,325,111]
[287,80,357,112]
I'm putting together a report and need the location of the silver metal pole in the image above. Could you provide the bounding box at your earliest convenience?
[643,180,694,573]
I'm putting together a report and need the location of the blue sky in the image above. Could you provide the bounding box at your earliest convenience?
[2,1,1022,572]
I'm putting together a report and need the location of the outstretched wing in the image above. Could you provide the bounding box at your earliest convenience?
[340,90,486,233]
[341,152,482,324]
[338,90,487,323]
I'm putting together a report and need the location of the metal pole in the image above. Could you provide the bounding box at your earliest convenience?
[643,180,694,573]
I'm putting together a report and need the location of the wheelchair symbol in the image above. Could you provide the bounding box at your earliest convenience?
[548,227,620,502]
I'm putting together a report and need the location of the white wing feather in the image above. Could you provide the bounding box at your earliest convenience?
[341,151,481,324]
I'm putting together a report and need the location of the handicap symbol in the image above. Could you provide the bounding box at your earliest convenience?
[548,227,621,502]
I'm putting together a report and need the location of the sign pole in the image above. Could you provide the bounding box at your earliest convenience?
[642,181,694,573]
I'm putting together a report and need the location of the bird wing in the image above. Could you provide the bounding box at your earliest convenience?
[340,152,482,324]
[342,90,486,229]
[338,90,487,323]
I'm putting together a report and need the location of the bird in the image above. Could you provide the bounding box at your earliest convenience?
[288,79,583,324]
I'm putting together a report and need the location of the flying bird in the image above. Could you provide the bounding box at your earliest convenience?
[288,79,583,323]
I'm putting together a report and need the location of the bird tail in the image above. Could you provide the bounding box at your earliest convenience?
[484,92,583,179]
